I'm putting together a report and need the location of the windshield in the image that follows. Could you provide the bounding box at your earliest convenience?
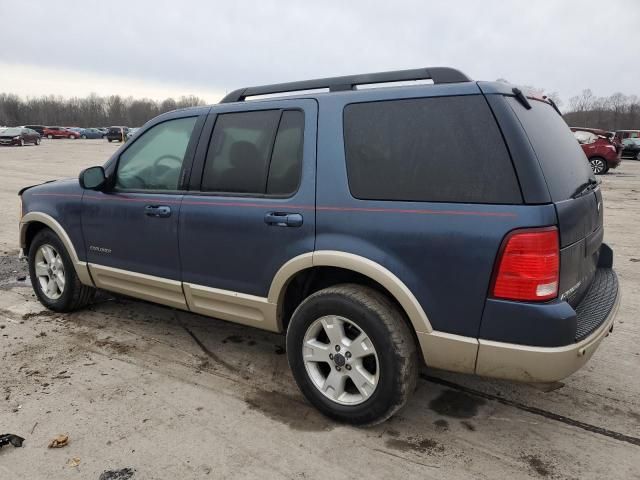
[1,128,22,136]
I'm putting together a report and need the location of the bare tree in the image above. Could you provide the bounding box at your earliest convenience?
[0,93,207,127]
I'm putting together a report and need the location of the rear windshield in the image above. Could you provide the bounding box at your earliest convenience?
[343,95,522,204]
[507,97,594,201]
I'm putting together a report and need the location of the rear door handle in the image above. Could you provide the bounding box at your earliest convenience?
[145,205,172,218]
[264,212,303,227]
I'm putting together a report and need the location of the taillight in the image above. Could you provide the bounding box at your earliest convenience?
[491,227,559,302]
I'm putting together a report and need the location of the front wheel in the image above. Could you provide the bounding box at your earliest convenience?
[28,228,95,312]
[590,157,608,175]
[35,137,41,145]
[286,284,418,425]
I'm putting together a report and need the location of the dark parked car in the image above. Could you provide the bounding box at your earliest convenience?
[18,67,619,424]
[571,128,622,174]
[0,127,41,146]
[23,125,46,136]
[621,138,640,160]
[106,126,129,142]
[43,126,80,139]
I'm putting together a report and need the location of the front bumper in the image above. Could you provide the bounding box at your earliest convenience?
[475,268,619,382]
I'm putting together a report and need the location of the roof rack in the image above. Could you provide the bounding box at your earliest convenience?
[219,67,471,103]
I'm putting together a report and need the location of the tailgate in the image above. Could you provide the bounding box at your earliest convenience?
[504,96,602,304]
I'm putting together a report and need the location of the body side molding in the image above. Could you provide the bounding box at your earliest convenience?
[20,212,94,286]
[89,264,187,309]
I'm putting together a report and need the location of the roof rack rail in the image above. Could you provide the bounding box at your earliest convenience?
[219,67,471,103]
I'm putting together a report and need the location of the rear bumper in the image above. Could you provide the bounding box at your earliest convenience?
[475,269,619,382]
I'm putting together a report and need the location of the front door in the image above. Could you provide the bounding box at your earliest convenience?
[82,114,204,309]
[179,99,317,330]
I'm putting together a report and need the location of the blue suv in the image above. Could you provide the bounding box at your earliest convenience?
[18,68,619,424]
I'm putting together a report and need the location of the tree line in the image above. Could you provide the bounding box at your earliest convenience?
[0,93,207,128]
[563,90,640,131]
[2,88,639,131]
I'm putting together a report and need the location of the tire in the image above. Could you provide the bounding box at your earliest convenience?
[81,135,87,139]
[35,137,41,145]
[590,157,608,175]
[286,284,418,425]
[28,228,95,312]
[108,139,112,143]
[636,152,640,161]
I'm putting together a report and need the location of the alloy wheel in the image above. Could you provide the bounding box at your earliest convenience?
[34,244,66,300]
[590,158,605,174]
[302,315,379,406]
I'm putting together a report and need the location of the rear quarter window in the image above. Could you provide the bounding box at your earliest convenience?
[343,95,522,204]
[507,97,594,201]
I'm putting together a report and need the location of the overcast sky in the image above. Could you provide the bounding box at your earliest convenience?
[1,0,638,104]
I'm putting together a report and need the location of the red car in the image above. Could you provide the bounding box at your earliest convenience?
[43,126,80,139]
[571,128,622,174]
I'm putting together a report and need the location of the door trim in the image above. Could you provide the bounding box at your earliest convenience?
[183,283,278,332]
[89,264,187,310]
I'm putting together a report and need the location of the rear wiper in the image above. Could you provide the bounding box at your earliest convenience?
[572,178,599,199]
[545,97,562,116]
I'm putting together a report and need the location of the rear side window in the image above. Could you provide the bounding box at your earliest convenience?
[343,96,522,204]
[202,109,304,195]
[507,97,594,201]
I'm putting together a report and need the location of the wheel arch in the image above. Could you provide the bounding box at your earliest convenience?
[20,212,93,286]
[269,251,433,336]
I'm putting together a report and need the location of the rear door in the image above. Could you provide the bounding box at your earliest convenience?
[179,99,317,330]
[505,97,602,306]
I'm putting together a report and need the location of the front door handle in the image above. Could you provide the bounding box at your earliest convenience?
[145,205,172,218]
[264,212,303,227]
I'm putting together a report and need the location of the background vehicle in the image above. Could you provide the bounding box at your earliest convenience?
[615,129,640,140]
[572,128,621,174]
[78,128,105,139]
[106,126,128,142]
[18,68,619,425]
[43,126,80,139]
[0,127,41,146]
[125,127,139,141]
[622,138,640,159]
[22,125,46,136]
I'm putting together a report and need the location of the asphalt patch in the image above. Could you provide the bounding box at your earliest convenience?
[99,468,136,480]
[429,389,486,419]
[0,254,29,290]
[385,436,445,455]
[244,389,333,432]
[522,454,553,477]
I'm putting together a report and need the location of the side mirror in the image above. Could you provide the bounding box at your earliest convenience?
[79,166,106,190]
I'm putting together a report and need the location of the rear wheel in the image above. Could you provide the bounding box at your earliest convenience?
[636,152,640,161]
[28,228,95,312]
[286,284,418,425]
[35,137,41,145]
[590,157,608,175]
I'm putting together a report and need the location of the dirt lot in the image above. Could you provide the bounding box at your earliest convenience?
[0,139,639,479]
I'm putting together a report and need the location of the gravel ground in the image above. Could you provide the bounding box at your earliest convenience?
[0,139,639,479]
